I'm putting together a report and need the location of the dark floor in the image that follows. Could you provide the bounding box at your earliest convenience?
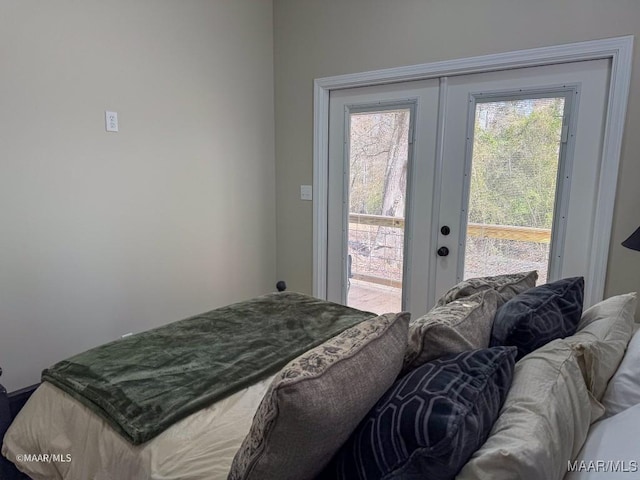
[1,459,31,480]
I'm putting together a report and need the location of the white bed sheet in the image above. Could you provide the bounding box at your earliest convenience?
[565,402,640,479]
[2,377,273,480]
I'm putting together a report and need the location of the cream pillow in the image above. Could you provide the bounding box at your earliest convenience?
[456,339,603,480]
[404,289,501,371]
[229,312,410,480]
[568,293,637,401]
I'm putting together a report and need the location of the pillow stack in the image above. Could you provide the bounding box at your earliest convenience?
[405,271,537,371]
[230,270,638,480]
[230,271,537,480]
[407,271,586,370]
[402,271,619,480]
[318,272,535,480]
[459,292,638,480]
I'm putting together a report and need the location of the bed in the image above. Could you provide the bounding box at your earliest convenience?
[2,274,639,480]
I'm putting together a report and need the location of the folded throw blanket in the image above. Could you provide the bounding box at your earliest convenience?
[42,292,374,444]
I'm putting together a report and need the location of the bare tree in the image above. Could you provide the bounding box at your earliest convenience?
[375,110,409,254]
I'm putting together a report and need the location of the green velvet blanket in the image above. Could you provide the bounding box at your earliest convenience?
[42,292,374,445]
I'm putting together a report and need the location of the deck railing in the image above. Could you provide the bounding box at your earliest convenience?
[348,213,551,243]
[348,213,551,287]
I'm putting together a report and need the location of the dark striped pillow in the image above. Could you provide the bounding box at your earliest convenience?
[322,346,517,480]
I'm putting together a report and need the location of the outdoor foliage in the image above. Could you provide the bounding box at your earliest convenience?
[469,98,564,229]
[348,99,564,229]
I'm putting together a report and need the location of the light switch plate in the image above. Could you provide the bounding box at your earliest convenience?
[105,111,118,132]
[300,185,312,201]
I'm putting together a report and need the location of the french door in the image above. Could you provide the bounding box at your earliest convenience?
[328,80,439,315]
[327,59,610,317]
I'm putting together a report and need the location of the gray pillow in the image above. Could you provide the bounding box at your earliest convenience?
[436,271,538,306]
[228,312,410,480]
[404,289,501,371]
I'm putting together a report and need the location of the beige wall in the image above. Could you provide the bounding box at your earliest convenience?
[0,0,275,390]
[273,0,640,313]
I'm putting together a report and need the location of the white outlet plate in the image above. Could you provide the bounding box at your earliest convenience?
[300,185,312,201]
[105,111,118,132]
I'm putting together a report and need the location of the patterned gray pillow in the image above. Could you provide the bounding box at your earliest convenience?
[228,312,410,480]
[322,347,517,480]
[436,270,538,306]
[404,289,502,371]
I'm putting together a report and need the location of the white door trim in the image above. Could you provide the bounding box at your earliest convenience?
[313,36,633,307]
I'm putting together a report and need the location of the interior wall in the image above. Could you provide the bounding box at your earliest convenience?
[273,0,640,315]
[0,0,276,391]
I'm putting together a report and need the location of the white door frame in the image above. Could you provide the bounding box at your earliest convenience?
[313,36,633,308]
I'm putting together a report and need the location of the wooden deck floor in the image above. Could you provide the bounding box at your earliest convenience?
[347,279,402,315]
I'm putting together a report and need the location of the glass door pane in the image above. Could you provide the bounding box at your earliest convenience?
[346,108,411,314]
[464,97,566,284]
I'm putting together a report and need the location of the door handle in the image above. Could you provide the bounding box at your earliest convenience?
[437,246,449,257]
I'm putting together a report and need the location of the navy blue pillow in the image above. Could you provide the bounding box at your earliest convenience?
[490,276,584,360]
[321,346,517,480]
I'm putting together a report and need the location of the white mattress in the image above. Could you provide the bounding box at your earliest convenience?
[2,377,273,480]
